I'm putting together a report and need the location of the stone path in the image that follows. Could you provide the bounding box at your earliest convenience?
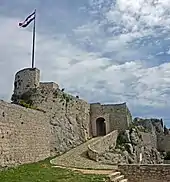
[51,137,117,170]
[52,166,113,175]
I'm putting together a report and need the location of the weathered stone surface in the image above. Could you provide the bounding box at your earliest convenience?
[133,117,170,153]
[130,128,139,145]
[25,88,91,155]
[98,126,164,165]
[90,103,132,137]
[124,130,131,143]
[0,100,51,168]
[164,126,170,135]
[118,164,170,182]
[87,130,118,161]
[1,67,170,170]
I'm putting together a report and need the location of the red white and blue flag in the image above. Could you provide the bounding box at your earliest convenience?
[19,11,36,28]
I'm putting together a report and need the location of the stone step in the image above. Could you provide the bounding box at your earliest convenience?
[119,179,128,182]
[108,172,121,179]
[111,175,124,182]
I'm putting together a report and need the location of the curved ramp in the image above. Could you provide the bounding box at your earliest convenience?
[51,137,117,170]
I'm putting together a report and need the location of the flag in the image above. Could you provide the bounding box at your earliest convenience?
[19,11,35,28]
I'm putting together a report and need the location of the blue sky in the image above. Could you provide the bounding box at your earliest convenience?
[0,0,170,127]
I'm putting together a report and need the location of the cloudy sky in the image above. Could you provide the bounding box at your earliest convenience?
[0,0,170,127]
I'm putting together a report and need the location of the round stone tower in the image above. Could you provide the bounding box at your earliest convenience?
[13,68,40,97]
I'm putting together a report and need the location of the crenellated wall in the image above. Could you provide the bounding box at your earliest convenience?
[0,100,51,168]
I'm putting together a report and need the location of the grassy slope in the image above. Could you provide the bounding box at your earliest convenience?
[0,159,106,182]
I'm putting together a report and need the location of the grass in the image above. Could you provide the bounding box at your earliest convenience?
[0,158,106,182]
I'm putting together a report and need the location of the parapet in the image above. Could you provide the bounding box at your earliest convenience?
[102,102,126,107]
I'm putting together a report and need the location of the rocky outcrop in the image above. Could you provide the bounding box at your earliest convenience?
[134,118,170,153]
[98,125,163,165]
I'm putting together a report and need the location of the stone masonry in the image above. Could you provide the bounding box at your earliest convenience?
[10,67,132,156]
[90,103,132,137]
[13,68,40,96]
[118,164,170,182]
[27,86,91,155]
[0,100,51,168]
[2,67,170,169]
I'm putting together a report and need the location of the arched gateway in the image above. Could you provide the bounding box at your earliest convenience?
[96,117,106,136]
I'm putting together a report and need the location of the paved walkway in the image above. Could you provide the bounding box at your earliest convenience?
[52,165,114,175]
[50,137,117,170]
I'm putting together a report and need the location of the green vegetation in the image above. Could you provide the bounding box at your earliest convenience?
[0,159,105,182]
[61,92,73,103]
[19,100,37,109]
[19,100,46,113]
[116,132,125,146]
[53,90,73,104]
[115,132,126,151]
[128,122,136,130]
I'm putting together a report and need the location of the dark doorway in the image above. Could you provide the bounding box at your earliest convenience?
[96,117,106,136]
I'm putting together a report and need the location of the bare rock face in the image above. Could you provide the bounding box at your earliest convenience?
[142,147,163,164]
[98,126,163,165]
[123,130,131,143]
[164,126,170,135]
[130,128,139,145]
[14,87,91,156]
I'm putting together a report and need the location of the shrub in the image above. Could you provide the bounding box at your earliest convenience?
[19,100,37,110]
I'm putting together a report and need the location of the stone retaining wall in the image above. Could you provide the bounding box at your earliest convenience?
[118,164,170,182]
[87,130,118,161]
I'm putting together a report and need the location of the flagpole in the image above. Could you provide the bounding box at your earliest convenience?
[31,9,36,68]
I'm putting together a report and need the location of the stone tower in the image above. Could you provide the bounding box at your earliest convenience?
[13,67,40,98]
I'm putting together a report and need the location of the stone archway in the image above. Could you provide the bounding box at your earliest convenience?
[96,117,106,136]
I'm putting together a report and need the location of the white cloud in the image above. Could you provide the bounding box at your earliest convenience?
[1,0,170,126]
[0,16,169,106]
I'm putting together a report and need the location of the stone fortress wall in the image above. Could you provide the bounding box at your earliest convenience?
[30,87,91,155]
[0,100,51,168]
[0,67,170,168]
[12,68,132,151]
[13,68,92,156]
